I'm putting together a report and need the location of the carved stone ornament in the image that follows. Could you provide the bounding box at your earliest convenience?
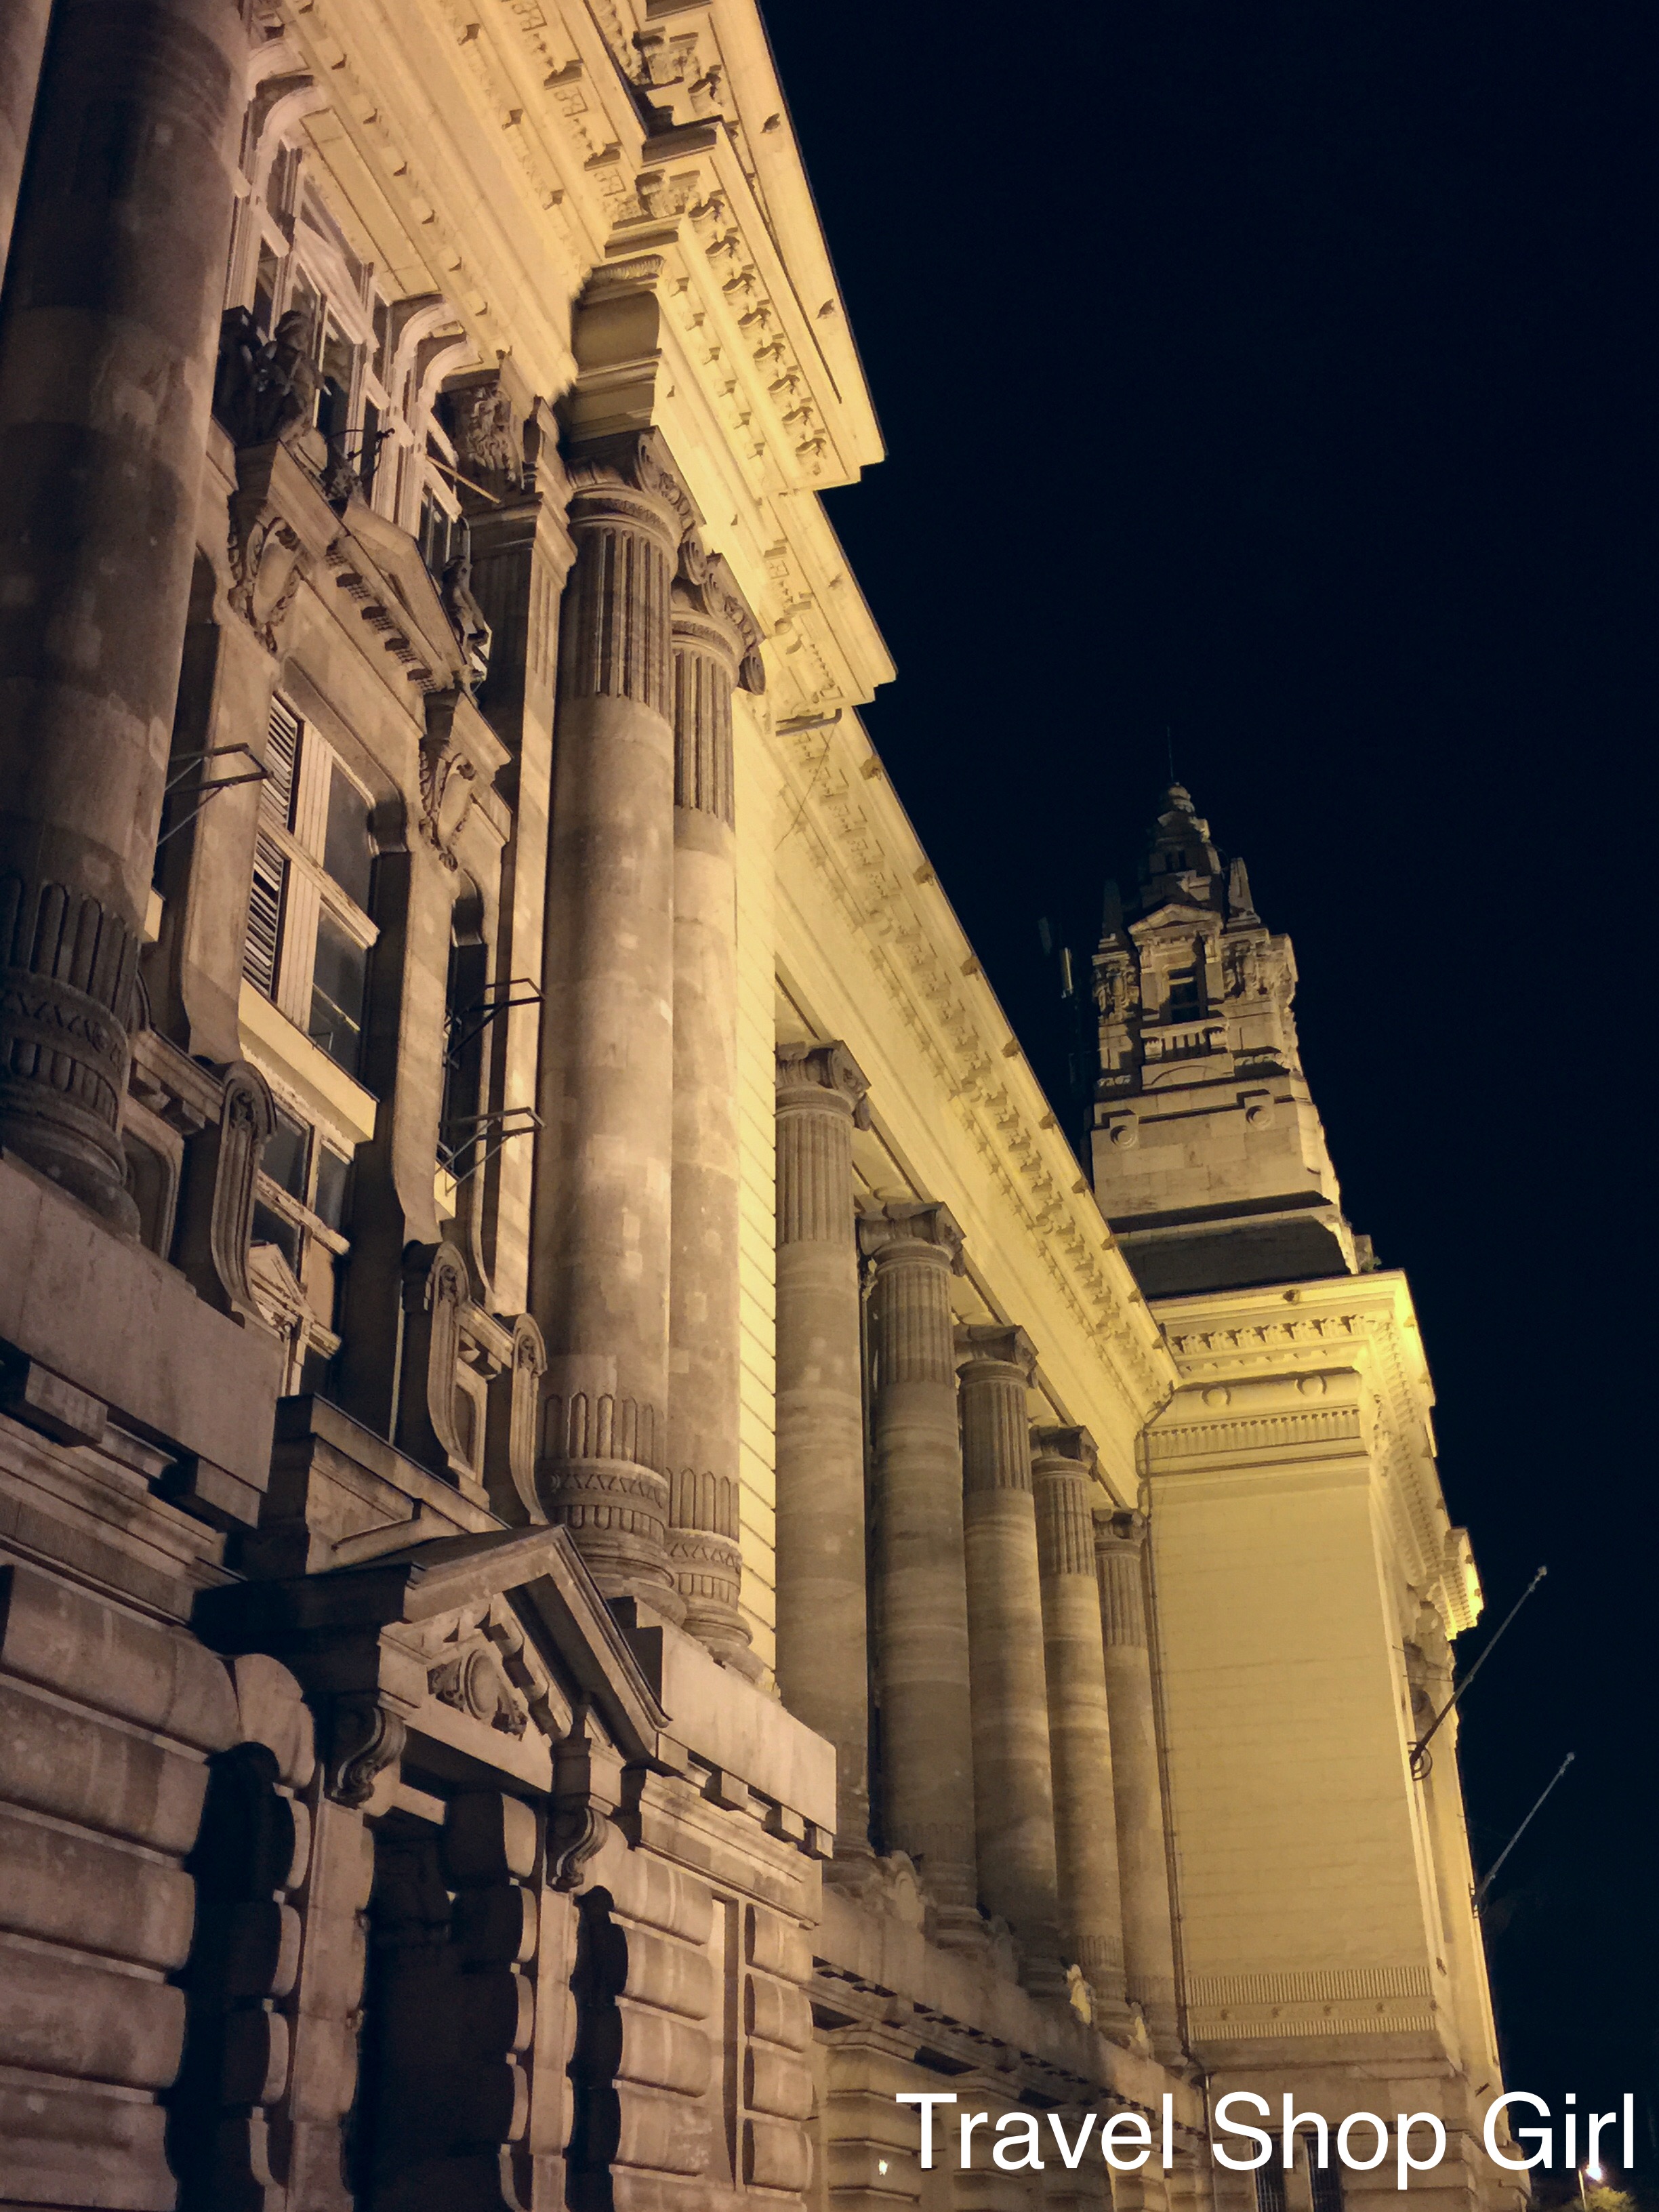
[428,1631,529,1738]
[448,380,523,493]
[327,1692,407,1807]
[213,305,320,451]
[417,691,480,870]
[226,468,312,657]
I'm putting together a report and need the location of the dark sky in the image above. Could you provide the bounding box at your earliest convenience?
[766,0,1659,2157]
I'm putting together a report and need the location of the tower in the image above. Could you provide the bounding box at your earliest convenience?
[1090,782,1365,1294]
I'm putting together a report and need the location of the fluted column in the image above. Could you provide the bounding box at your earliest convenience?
[1095,1510,1181,2054]
[860,1202,977,1923]
[665,551,763,1671]
[1032,1425,1130,2018]
[533,430,690,1615]
[0,0,242,1229]
[775,1042,872,1851]
[958,1325,1062,1978]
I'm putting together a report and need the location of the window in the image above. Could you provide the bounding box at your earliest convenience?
[248,1101,354,1395]
[242,695,378,1080]
[1254,2168,1287,2212]
[1165,965,1201,1019]
[1308,2159,1344,2212]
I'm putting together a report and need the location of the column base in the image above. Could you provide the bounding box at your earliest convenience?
[666,1525,762,1676]
[541,1454,686,1624]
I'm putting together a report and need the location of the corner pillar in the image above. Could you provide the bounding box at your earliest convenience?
[664,548,764,1670]
[958,1324,1063,1980]
[859,1202,977,1925]
[1031,1424,1130,2020]
[773,1041,872,1851]
[533,429,693,1616]
[1095,1510,1182,2055]
[0,0,242,1228]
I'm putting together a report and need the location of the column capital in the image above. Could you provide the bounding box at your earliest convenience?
[1030,1423,1099,1475]
[676,539,765,695]
[956,1322,1038,1385]
[564,426,697,551]
[858,1200,964,1273]
[1094,1506,1148,1554]
[776,1040,869,1124]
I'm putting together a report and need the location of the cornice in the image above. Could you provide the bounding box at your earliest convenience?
[768,708,1175,1433]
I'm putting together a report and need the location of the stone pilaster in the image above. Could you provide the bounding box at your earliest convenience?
[665,546,763,1671]
[958,1324,1063,1980]
[0,0,241,1229]
[860,1201,977,1920]
[775,1042,872,1851]
[1031,1424,1130,2018]
[533,429,693,1616]
[1095,1510,1181,2055]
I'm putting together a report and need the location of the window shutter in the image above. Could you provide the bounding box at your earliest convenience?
[262,697,301,830]
[243,831,287,996]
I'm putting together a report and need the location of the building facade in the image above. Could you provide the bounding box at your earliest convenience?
[0,7,1513,2212]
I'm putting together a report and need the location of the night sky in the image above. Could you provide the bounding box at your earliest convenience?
[765,0,1658,2161]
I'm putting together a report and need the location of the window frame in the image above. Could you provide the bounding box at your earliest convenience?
[243,694,380,1082]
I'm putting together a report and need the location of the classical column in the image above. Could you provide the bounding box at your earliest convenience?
[665,549,764,1671]
[1095,1511,1181,2054]
[0,0,52,290]
[860,1202,977,1924]
[1031,1425,1130,2017]
[533,430,691,1615]
[0,0,241,1229]
[958,1325,1063,1978]
[774,1042,872,1851]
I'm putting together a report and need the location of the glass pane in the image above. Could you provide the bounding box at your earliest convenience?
[323,765,373,909]
[251,1197,302,1275]
[312,1145,352,1231]
[253,243,280,336]
[309,911,367,1075]
[262,1109,309,1201]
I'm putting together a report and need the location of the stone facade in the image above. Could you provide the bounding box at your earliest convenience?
[0,9,1510,2212]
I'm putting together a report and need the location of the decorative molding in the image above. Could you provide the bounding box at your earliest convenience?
[173,1059,277,1328]
[398,1240,475,1484]
[1148,1406,1364,1463]
[1185,1973,1433,2026]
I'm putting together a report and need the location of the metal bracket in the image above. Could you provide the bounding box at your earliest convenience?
[445,977,545,1067]
[155,745,269,847]
[438,1105,541,1187]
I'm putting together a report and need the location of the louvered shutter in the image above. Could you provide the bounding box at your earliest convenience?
[243,832,287,996]
[262,696,300,829]
[243,698,299,995]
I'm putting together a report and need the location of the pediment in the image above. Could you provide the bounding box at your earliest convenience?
[197,1524,666,1765]
[331,493,470,695]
